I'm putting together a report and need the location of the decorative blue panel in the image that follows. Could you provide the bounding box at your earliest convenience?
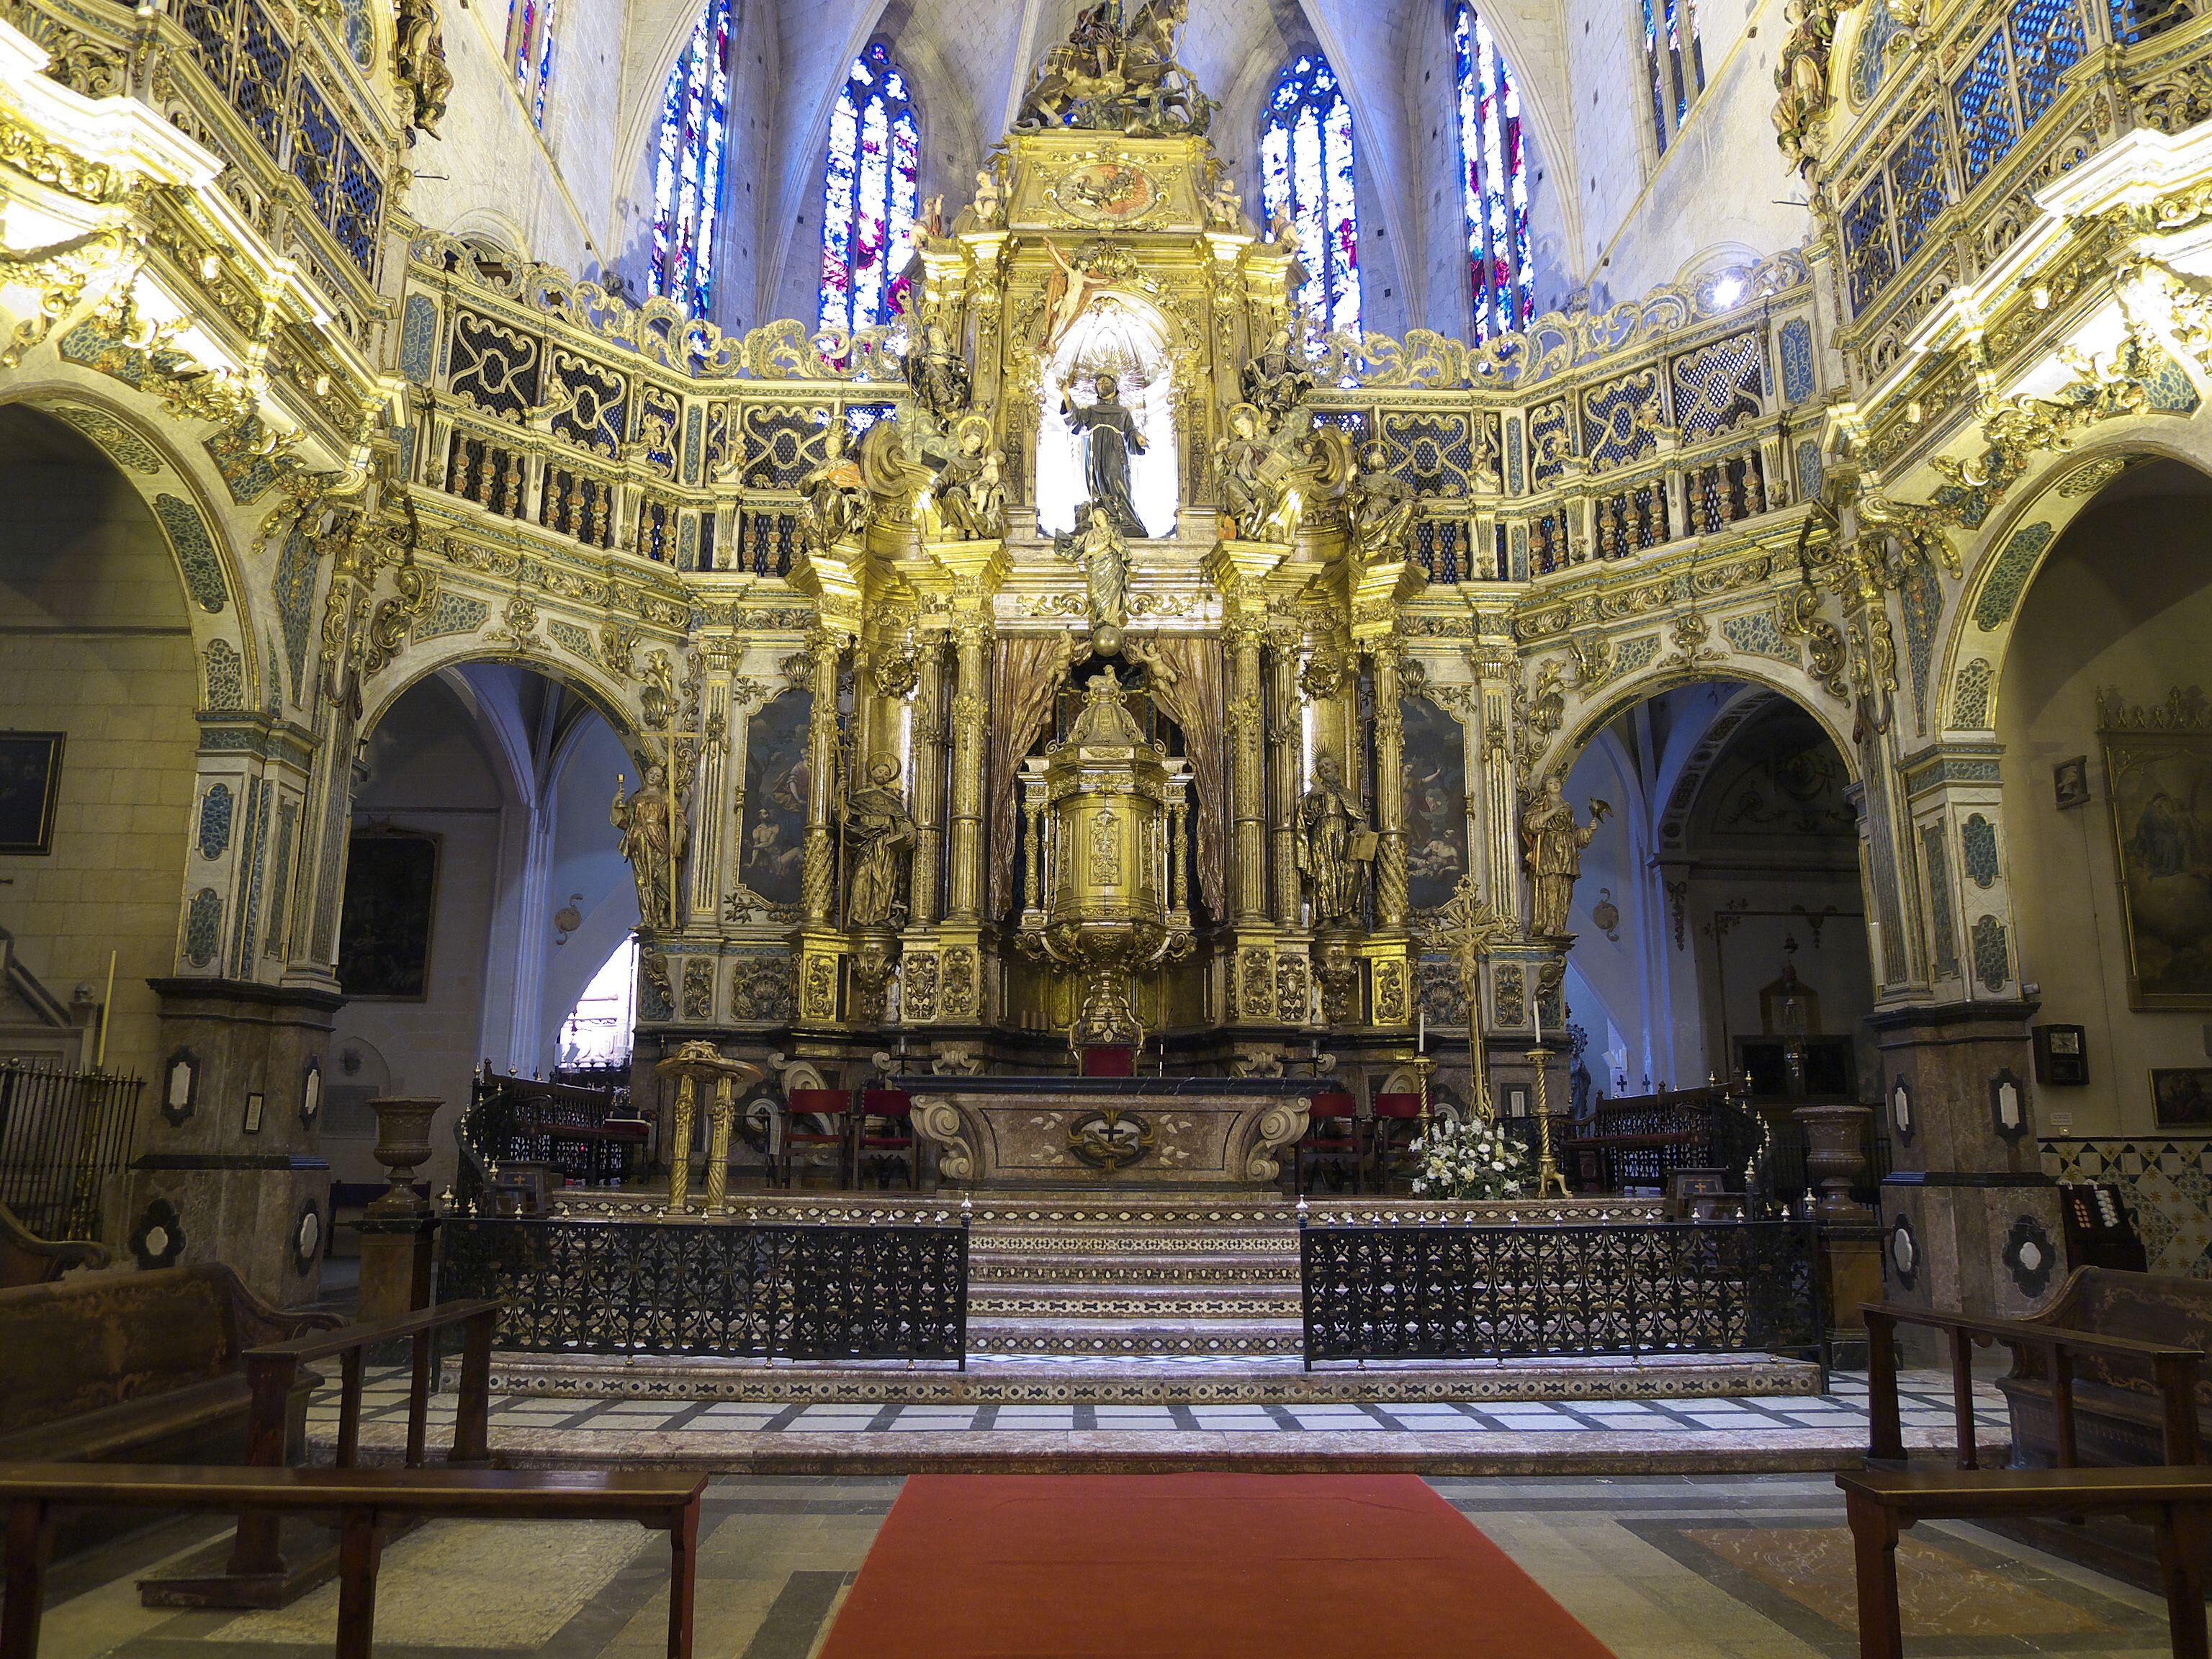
[1954,31,2016,189]
[1923,824,1961,979]
[1962,814,2000,887]
[1850,2,1899,104]
[273,525,316,702]
[399,295,438,385]
[1527,400,1572,485]
[184,889,222,967]
[1504,415,1524,494]
[1902,563,1941,723]
[1842,178,1897,314]
[682,405,703,486]
[1779,319,1816,405]
[1972,914,2010,989]
[153,495,228,613]
[1382,411,1478,497]
[1671,331,1763,436]
[1888,110,1950,262]
[197,784,233,860]
[1796,438,1824,500]
[2010,0,2085,127]
[1580,374,1659,470]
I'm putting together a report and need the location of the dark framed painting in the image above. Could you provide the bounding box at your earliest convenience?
[336,830,440,999]
[0,732,65,855]
[2102,719,2212,1009]
[1401,695,1469,914]
[2152,1067,2212,1129]
[737,688,812,909]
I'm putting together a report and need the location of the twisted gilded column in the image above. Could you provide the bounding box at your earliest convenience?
[946,613,991,923]
[909,635,948,927]
[1371,638,1408,929]
[1226,611,1267,924]
[799,629,846,927]
[1265,624,1302,927]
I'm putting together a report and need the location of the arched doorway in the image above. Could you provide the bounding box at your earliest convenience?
[325,662,638,1194]
[1997,459,2212,1268]
[1553,678,1876,1132]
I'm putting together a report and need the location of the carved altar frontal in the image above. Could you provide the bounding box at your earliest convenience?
[907,1078,1310,1191]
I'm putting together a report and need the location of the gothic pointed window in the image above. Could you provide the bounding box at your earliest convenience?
[505,0,557,127]
[1455,5,1530,342]
[1259,53,1362,340]
[647,0,733,318]
[819,40,920,338]
[1641,0,1707,153]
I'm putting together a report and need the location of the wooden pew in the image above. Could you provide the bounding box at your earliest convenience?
[1861,1300,2204,1470]
[1838,1466,2212,1659]
[1,1462,705,1659]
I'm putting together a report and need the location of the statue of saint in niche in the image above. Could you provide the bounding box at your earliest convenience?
[1521,774,1610,938]
[612,762,690,929]
[1298,754,1372,927]
[1344,441,1416,562]
[1053,501,1130,649]
[1060,373,1149,538]
[841,755,914,929]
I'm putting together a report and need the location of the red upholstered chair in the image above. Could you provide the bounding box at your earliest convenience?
[1079,1046,1136,1077]
[1367,1092,1428,1192]
[778,1088,853,1188]
[1296,1090,1363,1195]
[855,1088,922,1190]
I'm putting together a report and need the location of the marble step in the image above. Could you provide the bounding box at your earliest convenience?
[968,1283,1301,1320]
[967,1314,1303,1357]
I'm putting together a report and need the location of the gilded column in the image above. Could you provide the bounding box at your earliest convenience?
[945,613,991,923]
[1371,637,1408,929]
[1265,624,1301,927]
[1225,611,1267,923]
[909,634,948,927]
[799,628,845,928]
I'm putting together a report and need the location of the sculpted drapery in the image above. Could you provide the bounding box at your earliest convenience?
[988,633,1078,918]
[1144,634,1226,922]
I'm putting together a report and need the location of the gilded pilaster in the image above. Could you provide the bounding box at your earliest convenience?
[909,634,948,928]
[1224,609,1267,925]
[1370,637,1408,930]
[799,627,847,930]
[1264,621,1301,927]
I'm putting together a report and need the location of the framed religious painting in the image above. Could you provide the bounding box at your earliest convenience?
[2100,696,2212,1009]
[336,830,441,999]
[0,732,64,855]
[2152,1068,2212,1128]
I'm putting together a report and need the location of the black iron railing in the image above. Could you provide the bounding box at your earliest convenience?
[0,1061,143,1240]
[456,1070,644,1208]
[1300,1220,1823,1368]
[438,1216,968,1365]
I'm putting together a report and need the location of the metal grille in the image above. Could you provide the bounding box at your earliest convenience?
[1888,111,1950,262]
[439,1216,969,1363]
[1527,399,1572,484]
[1841,176,1897,313]
[1580,372,1660,469]
[290,76,338,218]
[550,351,628,456]
[332,129,382,271]
[2010,0,2085,126]
[1669,331,1763,438]
[448,311,543,416]
[2108,0,2193,40]
[233,0,288,158]
[1300,1220,1822,1365]
[1380,410,1476,496]
[1954,30,2017,187]
[0,1062,144,1241]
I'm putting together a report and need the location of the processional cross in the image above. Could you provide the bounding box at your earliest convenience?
[1421,873,1516,1123]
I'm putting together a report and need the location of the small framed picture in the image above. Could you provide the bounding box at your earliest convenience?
[2054,755,2091,810]
[242,1091,265,1135]
[2152,1068,2212,1128]
[1506,1087,1529,1118]
[0,732,65,855]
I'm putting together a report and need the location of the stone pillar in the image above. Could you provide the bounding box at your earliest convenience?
[1226,613,1267,925]
[945,614,990,924]
[1266,626,1301,927]
[909,635,948,927]
[799,629,845,929]
[1370,639,1408,930]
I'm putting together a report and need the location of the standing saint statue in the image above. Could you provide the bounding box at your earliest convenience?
[393,0,454,134]
[1052,502,1130,647]
[841,755,914,928]
[1298,753,1371,926]
[1061,373,1150,537]
[1521,775,1609,938]
[612,763,690,929]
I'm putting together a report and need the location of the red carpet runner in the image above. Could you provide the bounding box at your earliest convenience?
[818,1473,1619,1658]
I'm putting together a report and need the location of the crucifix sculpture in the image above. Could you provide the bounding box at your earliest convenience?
[1421,873,1516,1122]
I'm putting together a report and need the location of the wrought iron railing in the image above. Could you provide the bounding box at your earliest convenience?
[438,1215,969,1364]
[0,1061,144,1241]
[1299,1219,1823,1367]
[454,1070,644,1206]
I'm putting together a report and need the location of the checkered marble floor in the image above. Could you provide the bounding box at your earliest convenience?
[313,1367,2006,1440]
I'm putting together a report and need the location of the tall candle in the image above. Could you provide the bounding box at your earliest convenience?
[1418,1010,1426,1052]
[1532,1002,1542,1046]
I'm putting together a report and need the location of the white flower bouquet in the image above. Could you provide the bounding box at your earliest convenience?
[1407,1111,1529,1200]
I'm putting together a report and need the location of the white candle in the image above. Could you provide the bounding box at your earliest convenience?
[1418,1010,1426,1053]
[1532,1002,1542,1046]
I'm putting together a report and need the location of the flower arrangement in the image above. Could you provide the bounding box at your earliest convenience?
[1407,1111,1529,1201]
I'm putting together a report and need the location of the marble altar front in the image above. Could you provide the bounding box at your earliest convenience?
[897,1076,1313,1192]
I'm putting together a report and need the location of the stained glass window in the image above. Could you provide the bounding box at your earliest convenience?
[647,0,732,318]
[1259,53,1362,341]
[1454,5,1529,343]
[819,40,920,338]
[505,0,556,126]
[1640,0,1706,154]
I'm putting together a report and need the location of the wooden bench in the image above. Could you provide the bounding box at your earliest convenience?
[0,1265,338,1469]
[1862,1300,2204,1470]
[1994,1268,2212,1470]
[1838,1465,2212,1659]
[0,1205,103,1291]
[1,1462,706,1659]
